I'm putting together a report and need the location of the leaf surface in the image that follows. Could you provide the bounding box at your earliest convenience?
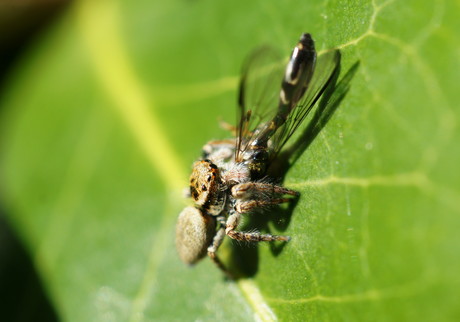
[1,0,460,320]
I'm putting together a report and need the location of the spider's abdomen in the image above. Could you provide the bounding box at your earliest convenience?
[176,207,216,265]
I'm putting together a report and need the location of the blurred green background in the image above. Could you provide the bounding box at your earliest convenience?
[1,0,459,321]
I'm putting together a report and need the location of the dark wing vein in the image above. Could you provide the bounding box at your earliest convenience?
[236,46,285,162]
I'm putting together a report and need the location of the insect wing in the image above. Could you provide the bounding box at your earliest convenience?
[271,49,340,157]
[236,46,285,161]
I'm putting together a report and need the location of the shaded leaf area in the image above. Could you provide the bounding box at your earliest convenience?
[0,214,58,322]
[1,0,460,321]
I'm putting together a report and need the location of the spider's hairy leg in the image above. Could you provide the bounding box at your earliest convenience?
[235,198,292,213]
[202,139,236,161]
[231,182,299,199]
[225,212,290,242]
[207,227,234,278]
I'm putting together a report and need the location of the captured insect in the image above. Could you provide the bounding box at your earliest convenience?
[176,33,340,277]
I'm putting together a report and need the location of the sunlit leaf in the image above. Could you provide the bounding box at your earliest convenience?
[1,0,459,320]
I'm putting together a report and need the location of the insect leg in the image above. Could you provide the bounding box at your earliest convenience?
[219,120,238,136]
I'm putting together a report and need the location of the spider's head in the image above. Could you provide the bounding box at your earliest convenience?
[176,206,216,265]
[190,159,225,215]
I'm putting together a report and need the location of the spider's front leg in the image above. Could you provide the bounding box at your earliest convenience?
[225,211,290,242]
[231,182,299,199]
[231,182,299,213]
[224,181,297,242]
[202,139,236,163]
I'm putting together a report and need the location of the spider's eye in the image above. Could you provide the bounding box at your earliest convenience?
[190,160,222,206]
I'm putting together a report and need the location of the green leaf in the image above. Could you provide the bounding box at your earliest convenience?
[1,0,460,320]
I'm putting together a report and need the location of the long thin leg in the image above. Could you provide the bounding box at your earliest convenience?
[219,120,254,138]
[219,120,238,136]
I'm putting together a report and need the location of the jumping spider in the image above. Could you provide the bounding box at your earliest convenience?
[176,33,339,277]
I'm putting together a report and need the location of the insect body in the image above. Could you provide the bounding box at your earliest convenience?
[176,33,339,276]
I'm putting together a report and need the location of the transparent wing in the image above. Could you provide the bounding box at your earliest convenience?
[235,46,285,162]
[270,49,340,159]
